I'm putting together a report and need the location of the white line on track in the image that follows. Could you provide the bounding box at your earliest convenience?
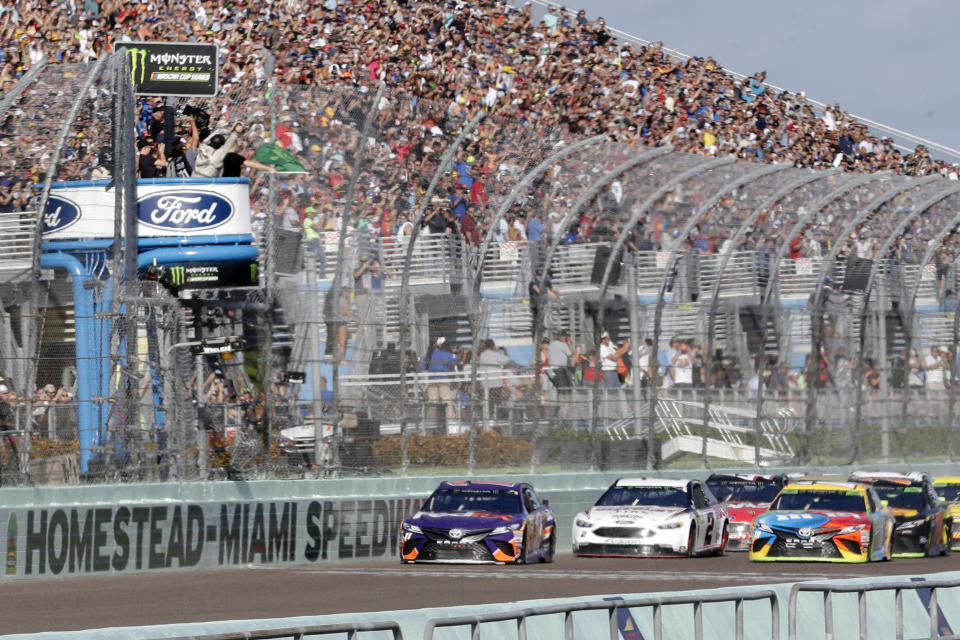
[290,566,858,582]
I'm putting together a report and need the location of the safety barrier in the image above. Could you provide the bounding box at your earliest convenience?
[423,590,780,640]
[788,578,960,640]
[182,621,404,640]
[7,571,960,639]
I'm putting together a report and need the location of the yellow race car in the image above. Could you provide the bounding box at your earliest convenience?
[933,476,960,551]
[749,481,894,563]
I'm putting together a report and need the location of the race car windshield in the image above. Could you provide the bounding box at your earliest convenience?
[596,486,688,508]
[872,486,925,510]
[771,490,867,512]
[935,485,960,502]
[425,488,521,514]
[707,480,781,503]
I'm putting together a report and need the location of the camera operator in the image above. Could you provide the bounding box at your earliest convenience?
[194,121,244,178]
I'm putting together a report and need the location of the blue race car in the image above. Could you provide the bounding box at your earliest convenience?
[399,480,556,564]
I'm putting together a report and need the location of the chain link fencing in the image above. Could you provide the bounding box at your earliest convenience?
[1,59,960,484]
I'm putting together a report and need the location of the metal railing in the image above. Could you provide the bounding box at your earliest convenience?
[424,590,780,640]
[788,578,960,640]
[168,621,404,640]
[0,209,36,271]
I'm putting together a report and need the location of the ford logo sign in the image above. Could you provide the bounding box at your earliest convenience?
[42,195,81,235]
[137,190,234,231]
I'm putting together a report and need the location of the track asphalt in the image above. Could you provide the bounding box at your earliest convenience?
[0,553,956,634]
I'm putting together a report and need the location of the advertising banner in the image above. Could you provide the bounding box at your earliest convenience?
[162,261,259,290]
[42,180,252,240]
[118,42,219,97]
[0,495,425,579]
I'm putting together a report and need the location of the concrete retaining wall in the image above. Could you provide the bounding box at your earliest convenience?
[2,463,958,581]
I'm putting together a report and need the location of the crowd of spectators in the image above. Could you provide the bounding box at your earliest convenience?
[0,375,74,433]
[4,0,960,437]
[1,0,958,282]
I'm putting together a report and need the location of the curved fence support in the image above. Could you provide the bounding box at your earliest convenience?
[829,184,960,463]
[799,175,939,462]
[750,173,885,464]
[473,134,608,283]
[530,147,673,469]
[397,110,486,475]
[469,134,607,473]
[702,170,868,466]
[897,202,960,460]
[595,157,735,469]
[644,157,748,467]
[328,83,386,472]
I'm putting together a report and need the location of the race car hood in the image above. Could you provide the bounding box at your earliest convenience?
[584,505,689,525]
[726,502,771,524]
[405,511,522,531]
[754,510,871,531]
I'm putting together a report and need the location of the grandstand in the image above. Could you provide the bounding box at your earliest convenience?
[0,0,958,484]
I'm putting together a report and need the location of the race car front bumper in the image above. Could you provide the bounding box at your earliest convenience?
[572,523,689,558]
[892,519,934,557]
[749,531,869,563]
[400,526,522,564]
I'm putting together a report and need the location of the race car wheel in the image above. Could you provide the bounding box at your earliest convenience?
[686,525,697,558]
[941,523,951,556]
[515,538,528,565]
[714,523,728,557]
[540,532,556,563]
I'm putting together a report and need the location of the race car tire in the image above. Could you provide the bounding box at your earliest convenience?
[515,538,528,565]
[540,532,556,563]
[686,525,697,558]
[714,523,728,557]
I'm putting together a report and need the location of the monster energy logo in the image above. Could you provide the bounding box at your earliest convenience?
[128,47,147,85]
[250,263,258,283]
[169,266,186,286]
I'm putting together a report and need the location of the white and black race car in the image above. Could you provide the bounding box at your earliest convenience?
[572,477,728,558]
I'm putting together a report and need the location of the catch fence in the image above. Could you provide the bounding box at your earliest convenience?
[1,55,960,483]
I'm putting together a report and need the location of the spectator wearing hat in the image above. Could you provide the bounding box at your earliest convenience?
[137,139,166,178]
[598,330,625,389]
[422,336,461,432]
[194,121,244,177]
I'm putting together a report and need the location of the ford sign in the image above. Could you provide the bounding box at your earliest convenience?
[42,195,82,235]
[137,190,234,231]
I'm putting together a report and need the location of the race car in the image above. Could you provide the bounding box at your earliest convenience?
[934,476,960,551]
[572,477,728,558]
[706,473,789,551]
[399,480,555,564]
[749,481,894,563]
[848,471,950,557]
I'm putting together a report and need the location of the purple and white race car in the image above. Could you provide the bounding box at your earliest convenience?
[399,480,555,564]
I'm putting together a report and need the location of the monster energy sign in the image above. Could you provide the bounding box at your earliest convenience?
[121,42,219,97]
[159,262,258,292]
